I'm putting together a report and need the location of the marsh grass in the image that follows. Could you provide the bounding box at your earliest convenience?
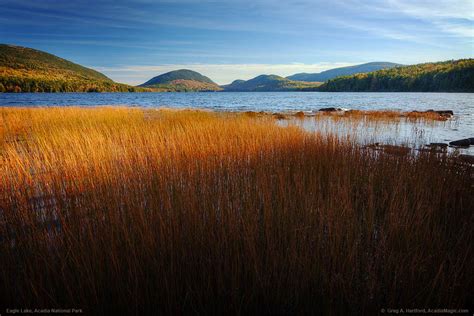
[0,107,472,314]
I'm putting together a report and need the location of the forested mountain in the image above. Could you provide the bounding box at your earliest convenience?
[318,59,474,92]
[222,75,322,91]
[0,44,145,92]
[139,69,222,91]
[287,62,401,82]
[2,44,472,93]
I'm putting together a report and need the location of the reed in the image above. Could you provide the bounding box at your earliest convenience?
[0,107,472,314]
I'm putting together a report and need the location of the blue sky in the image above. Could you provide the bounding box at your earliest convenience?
[0,0,473,84]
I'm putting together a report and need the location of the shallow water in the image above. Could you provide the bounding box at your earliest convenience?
[1,92,473,153]
[280,116,473,154]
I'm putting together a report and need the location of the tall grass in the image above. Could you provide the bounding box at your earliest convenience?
[0,107,472,314]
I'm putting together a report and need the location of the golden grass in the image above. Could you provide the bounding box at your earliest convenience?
[0,107,472,314]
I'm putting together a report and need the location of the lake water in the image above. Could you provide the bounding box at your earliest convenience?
[1,92,473,154]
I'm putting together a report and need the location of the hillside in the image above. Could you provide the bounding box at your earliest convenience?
[139,69,222,91]
[287,62,401,82]
[0,44,144,92]
[318,59,474,92]
[222,75,322,92]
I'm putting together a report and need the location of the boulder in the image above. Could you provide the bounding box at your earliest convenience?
[364,143,380,150]
[417,148,446,154]
[426,143,448,148]
[435,110,454,116]
[243,111,258,117]
[319,107,343,112]
[423,109,453,117]
[380,145,410,156]
[458,154,474,164]
[294,111,305,118]
[272,113,287,120]
[449,138,474,147]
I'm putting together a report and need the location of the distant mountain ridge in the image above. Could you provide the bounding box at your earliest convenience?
[319,59,474,92]
[139,69,221,91]
[0,44,143,92]
[1,44,471,93]
[222,74,322,92]
[287,62,401,82]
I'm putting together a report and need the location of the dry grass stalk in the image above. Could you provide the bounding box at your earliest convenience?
[0,107,472,314]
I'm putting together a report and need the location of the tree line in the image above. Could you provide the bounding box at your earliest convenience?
[318,59,474,92]
[0,76,141,93]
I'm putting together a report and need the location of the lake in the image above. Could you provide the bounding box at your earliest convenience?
[1,92,473,153]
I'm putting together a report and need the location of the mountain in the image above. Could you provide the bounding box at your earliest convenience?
[287,62,401,82]
[0,44,144,92]
[222,75,322,92]
[139,69,222,91]
[318,59,474,92]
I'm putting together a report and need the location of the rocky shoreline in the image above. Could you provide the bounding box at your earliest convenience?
[250,108,474,163]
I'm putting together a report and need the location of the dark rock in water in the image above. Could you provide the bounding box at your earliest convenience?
[319,107,343,112]
[458,154,474,164]
[418,148,445,154]
[422,109,453,117]
[426,143,448,148]
[449,138,474,147]
[380,145,410,156]
[365,143,380,150]
[435,110,454,116]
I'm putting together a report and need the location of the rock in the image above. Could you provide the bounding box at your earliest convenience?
[458,154,474,164]
[272,113,287,120]
[366,142,380,148]
[417,148,446,154]
[364,144,378,150]
[380,145,410,156]
[294,111,305,118]
[243,111,258,117]
[319,107,343,112]
[422,109,453,117]
[435,110,454,116]
[449,138,474,147]
[426,143,448,149]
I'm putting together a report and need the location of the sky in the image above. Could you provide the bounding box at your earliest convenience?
[0,0,473,85]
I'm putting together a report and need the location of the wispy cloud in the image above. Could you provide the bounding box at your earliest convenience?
[433,20,474,38]
[377,0,474,38]
[386,0,474,20]
[1,0,472,76]
[93,63,357,85]
[9,38,195,50]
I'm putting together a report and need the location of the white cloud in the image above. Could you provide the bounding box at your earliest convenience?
[93,62,357,85]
